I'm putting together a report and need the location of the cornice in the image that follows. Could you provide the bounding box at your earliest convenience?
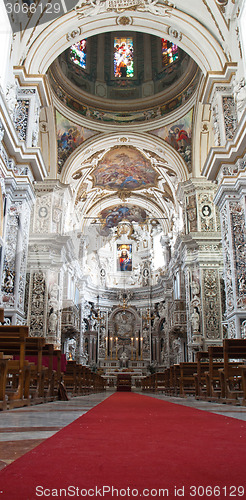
[0,90,47,181]
[202,108,246,181]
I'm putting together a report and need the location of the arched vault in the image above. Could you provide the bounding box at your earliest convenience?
[23,7,227,76]
[62,132,188,234]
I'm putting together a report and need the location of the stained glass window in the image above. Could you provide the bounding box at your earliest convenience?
[161,39,178,67]
[114,37,134,78]
[117,244,132,272]
[70,39,87,69]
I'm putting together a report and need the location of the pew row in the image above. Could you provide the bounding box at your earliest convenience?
[0,325,105,409]
[141,339,246,405]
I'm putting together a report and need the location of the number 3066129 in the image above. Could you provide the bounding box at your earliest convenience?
[189,486,245,497]
[5,2,61,15]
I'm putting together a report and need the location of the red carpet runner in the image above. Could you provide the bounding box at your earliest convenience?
[0,392,246,499]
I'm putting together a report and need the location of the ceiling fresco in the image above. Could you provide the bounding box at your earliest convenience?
[149,109,193,172]
[92,146,158,191]
[56,110,98,173]
[99,205,148,229]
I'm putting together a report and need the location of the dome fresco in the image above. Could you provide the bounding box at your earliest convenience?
[49,31,200,123]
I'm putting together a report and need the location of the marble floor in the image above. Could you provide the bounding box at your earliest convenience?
[0,390,246,471]
[0,392,110,471]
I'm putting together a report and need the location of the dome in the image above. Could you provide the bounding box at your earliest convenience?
[48,31,200,123]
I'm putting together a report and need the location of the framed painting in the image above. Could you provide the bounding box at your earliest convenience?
[117,244,132,272]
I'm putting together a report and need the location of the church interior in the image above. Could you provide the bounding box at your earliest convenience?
[0,0,246,495]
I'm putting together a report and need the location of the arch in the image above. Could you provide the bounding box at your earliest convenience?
[24,8,227,76]
[61,132,189,185]
[108,306,141,336]
[81,194,172,234]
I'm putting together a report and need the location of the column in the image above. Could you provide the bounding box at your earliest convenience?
[0,178,34,324]
[26,180,73,346]
[95,34,107,98]
[142,34,154,98]
[214,174,246,338]
[177,178,224,358]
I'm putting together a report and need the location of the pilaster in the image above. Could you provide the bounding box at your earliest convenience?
[0,177,35,324]
[177,177,223,357]
[214,175,246,338]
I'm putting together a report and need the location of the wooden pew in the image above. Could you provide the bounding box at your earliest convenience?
[204,346,224,400]
[172,364,181,396]
[141,375,148,391]
[155,372,166,393]
[7,337,53,404]
[161,368,171,395]
[93,372,106,392]
[83,366,92,394]
[13,341,62,403]
[41,344,57,401]
[219,339,246,402]
[21,337,47,403]
[63,361,79,394]
[0,353,8,410]
[194,352,210,398]
[116,373,131,392]
[62,362,102,395]
[0,309,4,324]
[179,362,197,396]
[168,365,176,396]
[0,326,31,408]
[241,366,246,406]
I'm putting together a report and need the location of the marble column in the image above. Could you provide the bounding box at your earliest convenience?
[177,178,223,357]
[214,175,246,338]
[0,178,34,324]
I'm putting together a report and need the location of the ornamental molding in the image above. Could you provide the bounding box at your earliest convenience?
[202,108,246,182]
[66,28,82,42]
[75,0,174,18]
[116,14,133,24]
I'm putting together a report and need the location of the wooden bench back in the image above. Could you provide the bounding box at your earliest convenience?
[196,351,209,361]
[0,309,4,323]
[0,325,29,337]
[223,339,246,360]
[179,362,197,375]
[0,330,28,369]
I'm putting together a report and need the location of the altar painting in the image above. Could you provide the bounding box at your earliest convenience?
[93,146,157,191]
[117,244,132,272]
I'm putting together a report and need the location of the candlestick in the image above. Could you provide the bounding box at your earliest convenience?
[110,337,113,360]
[140,337,143,360]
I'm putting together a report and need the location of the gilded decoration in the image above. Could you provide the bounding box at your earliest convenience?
[92,146,158,191]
